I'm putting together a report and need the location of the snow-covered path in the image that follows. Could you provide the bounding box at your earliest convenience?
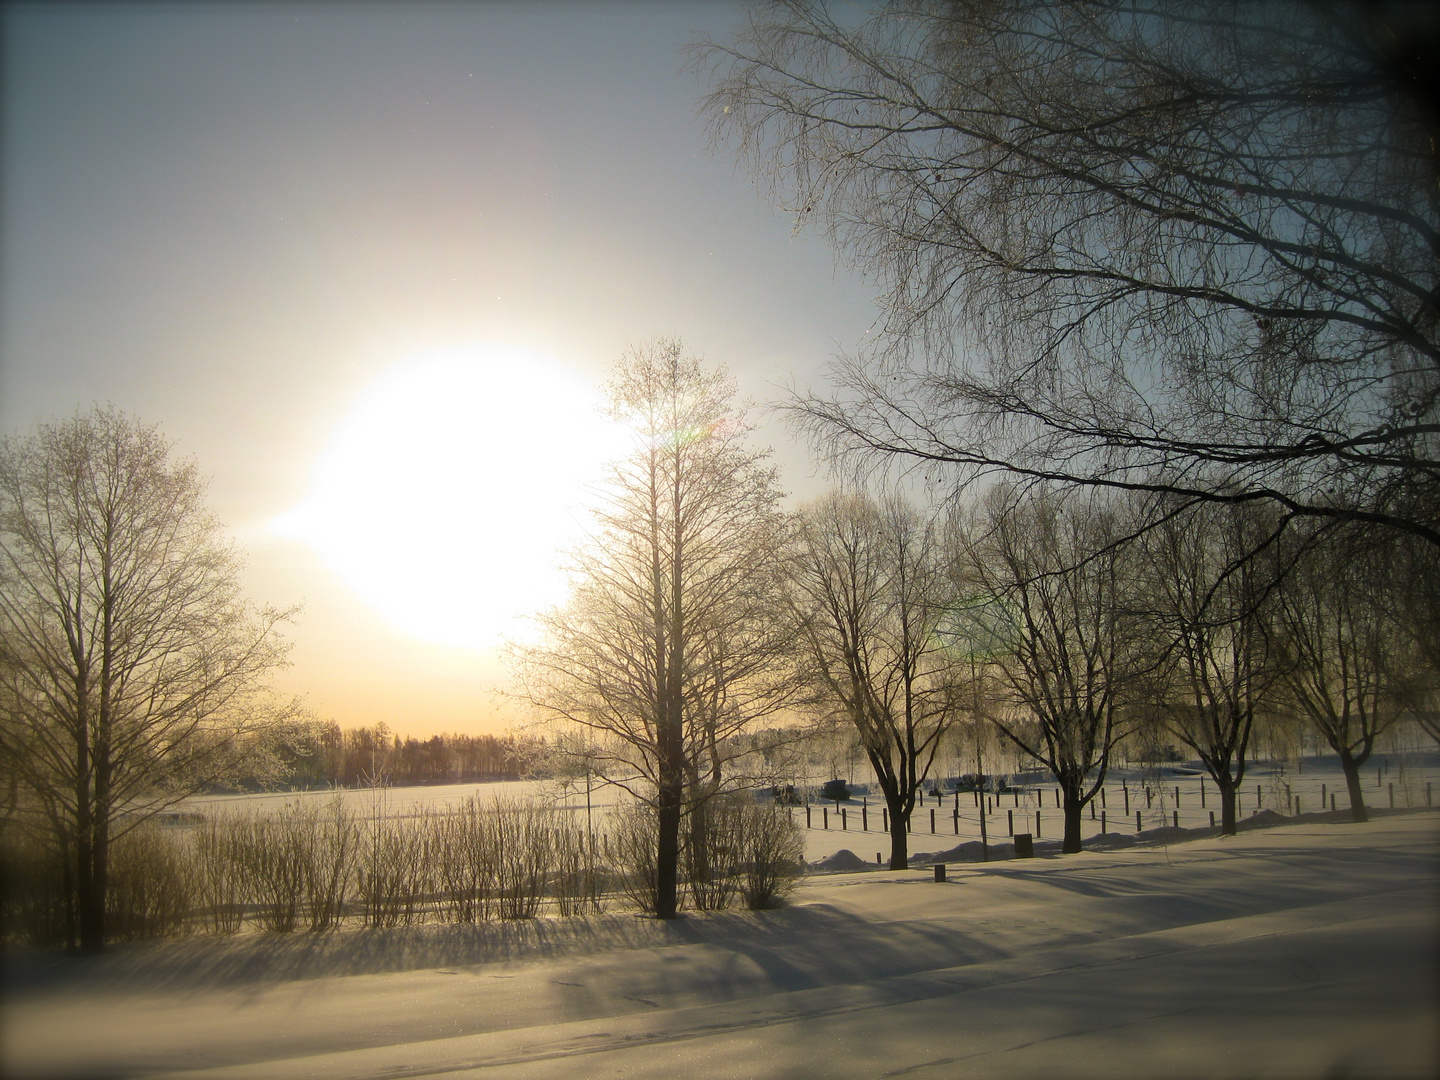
[5,814,1437,1079]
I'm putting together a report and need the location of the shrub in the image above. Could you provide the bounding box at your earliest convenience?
[736,803,805,910]
[106,824,193,941]
[609,802,666,915]
[0,826,70,947]
[191,815,245,934]
[686,794,742,911]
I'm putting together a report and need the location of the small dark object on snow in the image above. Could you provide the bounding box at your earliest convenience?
[1014,832,1035,858]
[933,864,946,882]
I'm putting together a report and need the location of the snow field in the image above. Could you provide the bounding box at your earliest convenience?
[3,811,1436,1080]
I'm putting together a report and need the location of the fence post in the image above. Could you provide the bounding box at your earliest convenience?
[930,808,936,833]
[1101,809,1107,833]
[883,807,888,832]
[1035,809,1041,837]
[1200,781,1206,808]
[862,805,868,830]
[1124,787,1130,814]
[953,809,959,834]
[1389,782,1394,808]
[823,806,828,829]
[1210,810,1215,827]
[1172,810,1178,828]
[805,806,811,829]
[1007,809,1014,836]
[842,808,848,830]
[1136,811,1142,832]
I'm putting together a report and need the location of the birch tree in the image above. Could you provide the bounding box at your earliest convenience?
[0,408,293,951]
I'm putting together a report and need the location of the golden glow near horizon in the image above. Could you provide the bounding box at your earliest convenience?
[274,344,623,651]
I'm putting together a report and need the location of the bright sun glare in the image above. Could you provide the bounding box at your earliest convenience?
[274,344,622,651]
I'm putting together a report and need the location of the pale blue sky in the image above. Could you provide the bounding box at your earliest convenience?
[1,1,880,732]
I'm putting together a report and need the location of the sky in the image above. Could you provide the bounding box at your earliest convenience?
[0,1,882,737]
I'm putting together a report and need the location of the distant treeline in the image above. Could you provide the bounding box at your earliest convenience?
[249,722,536,791]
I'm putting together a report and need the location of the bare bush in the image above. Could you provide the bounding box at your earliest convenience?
[434,799,490,923]
[356,809,434,928]
[735,801,804,910]
[302,800,357,932]
[190,816,244,934]
[0,827,70,946]
[610,802,666,915]
[105,824,193,941]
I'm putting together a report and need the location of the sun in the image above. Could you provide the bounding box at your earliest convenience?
[274,343,621,651]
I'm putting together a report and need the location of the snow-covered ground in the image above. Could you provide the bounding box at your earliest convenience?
[4,811,1436,1079]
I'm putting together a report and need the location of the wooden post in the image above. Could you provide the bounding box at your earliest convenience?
[930,808,936,833]
[1172,810,1178,828]
[1210,810,1215,827]
[883,807,888,831]
[1124,786,1130,814]
[842,808,847,830]
[823,806,828,829]
[1101,810,1107,833]
[1389,782,1394,808]
[1007,809,1014,836]
[806,806,811,829]
[1100,787,1106,808]
[1035,809,1041,837]
[1200,780,1206,808]
[953,809,959,834]
[1136,811,1142,832]
[862,805,868,830]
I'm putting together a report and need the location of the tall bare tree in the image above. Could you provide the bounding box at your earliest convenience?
[520,341,793,918]
[0,408,294,951]
[1273,528,1414,821]
[697,0,1440,548]
[1135,499,1282,834]
[789,491,957,869]
[952,485,1137,852]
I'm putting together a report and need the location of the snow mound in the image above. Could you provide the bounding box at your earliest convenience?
[1087,831,1137,849]
[1239,809,1292,830]
[810,848,871,872]
[909,841,1013,864]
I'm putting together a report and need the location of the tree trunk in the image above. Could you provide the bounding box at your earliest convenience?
[1217,775,1238,836]
[1061,792,1083,854]
[887,796,909,869]
[655,783,682,918]
[1340,753,1368,823]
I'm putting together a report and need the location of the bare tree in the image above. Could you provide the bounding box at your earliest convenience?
[789,491,956,869]
[1272,528,1414,821]
[952,485,1137,852]
[1135,499,1282,834]
[0,408,294,951]
[696,1,1440,548]
[520,341,793,918]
